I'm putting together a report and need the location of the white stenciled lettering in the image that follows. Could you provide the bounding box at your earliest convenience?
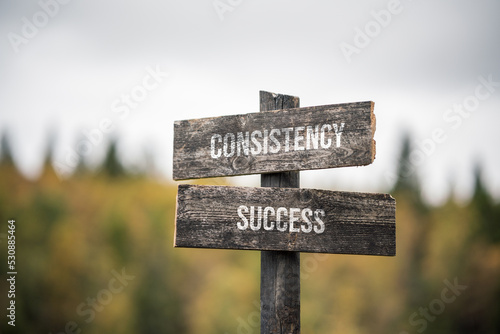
[306,125,320,150]
[289,208,301,232]
[263,207,275,230]
[251,130,263,155]
[210,122,346,159]
[294,127,305,151]
[314,209,326,234]
[282,127,293,152]
[237,131,250,156]
[236,206,326,234]
[320,124,332,149]
[276,207,288,232]
[223,133,235,157]
[263,129,269,154]
[250,206,262,231]
[301,208,313,233]
[237,205,249,230]
[268,129,281,153]
[333,123,345,148]
[210,134,222,158]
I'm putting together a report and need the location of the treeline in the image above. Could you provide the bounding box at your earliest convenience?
[0,131,153,179]
[0,131,499,334]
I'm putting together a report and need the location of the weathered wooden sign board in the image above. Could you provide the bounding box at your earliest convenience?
[175,184,396,256]
[172,91,396,334]
[173,101,375,180]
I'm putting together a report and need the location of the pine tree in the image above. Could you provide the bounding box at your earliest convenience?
[391,132,431,318]
[391,133,426,211]
[42,131,57,173]
[71,135,89,177]
[37,131,61,187]
[102,139,125,178]
[0,131,14,166]
[471,164,500,244]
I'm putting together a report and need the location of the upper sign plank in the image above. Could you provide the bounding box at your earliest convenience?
[173,101,375,180]
[174,184,395,256]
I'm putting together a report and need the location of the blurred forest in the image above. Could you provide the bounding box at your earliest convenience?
[0,132,499,334]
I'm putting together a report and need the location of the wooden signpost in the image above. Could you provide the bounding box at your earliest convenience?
[172,91,396,333]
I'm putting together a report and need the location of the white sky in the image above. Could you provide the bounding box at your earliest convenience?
[1,0,499,205]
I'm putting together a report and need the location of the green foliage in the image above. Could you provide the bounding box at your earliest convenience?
[391,133,428,213]
[470,165,500,244]
[0,131,14,166]
[0,133,499,334]
[101,139,126,178]
[392,133,419,193]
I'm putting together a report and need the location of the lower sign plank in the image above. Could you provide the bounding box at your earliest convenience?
[175,184,396,256]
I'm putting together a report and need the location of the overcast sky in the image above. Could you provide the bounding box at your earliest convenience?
[1,0,499,204]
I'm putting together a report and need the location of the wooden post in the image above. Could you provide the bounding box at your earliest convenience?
[260,91,301,334]
[173,91,396,332]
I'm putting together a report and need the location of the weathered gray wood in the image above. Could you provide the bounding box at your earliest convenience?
[174,184,396,256]
[261,250,300,334]
[172,99,375,180]
[260,90,300,334]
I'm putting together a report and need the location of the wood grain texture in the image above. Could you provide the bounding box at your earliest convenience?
[172,100,375,180]
[260,90,300,334]
[174,184,396,256]
[261,250,300,334]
